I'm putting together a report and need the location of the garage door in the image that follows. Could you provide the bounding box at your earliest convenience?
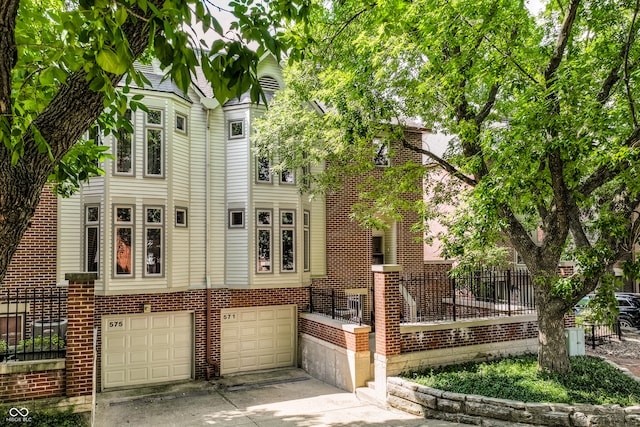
[220,305,296,375]
[102,311,193,389]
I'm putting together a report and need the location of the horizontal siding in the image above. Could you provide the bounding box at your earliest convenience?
[57,196,82,283]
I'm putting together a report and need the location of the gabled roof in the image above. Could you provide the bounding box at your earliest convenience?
[124,63,193,103]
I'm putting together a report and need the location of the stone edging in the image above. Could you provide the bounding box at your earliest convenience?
[387,377,640,426]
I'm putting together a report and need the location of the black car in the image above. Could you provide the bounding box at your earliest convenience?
[574,293,640,328]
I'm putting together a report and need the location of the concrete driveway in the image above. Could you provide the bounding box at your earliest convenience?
[94,369,462,427]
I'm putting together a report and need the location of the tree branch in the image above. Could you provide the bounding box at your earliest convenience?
[544,0,580,84]
[474,83,499,126]
[401,137,477,187]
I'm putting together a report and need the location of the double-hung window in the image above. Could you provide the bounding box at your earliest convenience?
[256,209,272,273]
[145,109,164,177]
[114,206,134,276]
[115,109,133,175]
[85,205,100,273]
[145,207,163,276]
[281,210,295,272]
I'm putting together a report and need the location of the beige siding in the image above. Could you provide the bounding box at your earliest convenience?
[57,193,83,284]
[208,108,227,286]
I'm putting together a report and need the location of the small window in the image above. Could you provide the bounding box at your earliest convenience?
[85,205,100,273]
[229,209,245,228]
[281,169,295,184]
[175,208,187,227]
[256,157,271,183]
[373,138,390,167]
[147,109,162,125]
[176,113,187,134]
[229,120,244,139]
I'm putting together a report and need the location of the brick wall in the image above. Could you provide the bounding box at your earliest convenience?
[0,370,65,402]
[94,287,309,390]
[401,321,539,353]
[299,317,368,352]
[3,186,57,290]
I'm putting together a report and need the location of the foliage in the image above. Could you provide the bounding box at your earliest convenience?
[0,339,7,353]
[17,334,65,352]
[0,406,90,427]
[255,0,640,372]
[449,247,510,277]
[404,354,640,406]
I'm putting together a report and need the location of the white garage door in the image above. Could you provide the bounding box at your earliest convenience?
[102,311,193,389]
[220,305,296,375]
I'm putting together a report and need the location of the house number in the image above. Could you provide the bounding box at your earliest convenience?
[108,320,124,329]
[222,313,236,320]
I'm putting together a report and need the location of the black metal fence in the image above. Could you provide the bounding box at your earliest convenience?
[400,270,536,323]
[582,320,622,349]
[308,287,365,325]
[0,287,68,361]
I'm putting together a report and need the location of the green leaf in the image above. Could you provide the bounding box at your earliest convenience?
[96,48,128,74]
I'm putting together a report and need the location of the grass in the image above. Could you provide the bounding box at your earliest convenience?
[403,354,640,406]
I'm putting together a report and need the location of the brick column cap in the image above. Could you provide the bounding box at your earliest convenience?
[371,264,403,273]
[64,273,98,283]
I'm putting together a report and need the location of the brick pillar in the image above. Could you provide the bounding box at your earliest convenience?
[372,264,402,401]
[373,265,402,356]
[65,273,96,398]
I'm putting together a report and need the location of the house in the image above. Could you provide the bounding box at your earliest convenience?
[53,55,329,389]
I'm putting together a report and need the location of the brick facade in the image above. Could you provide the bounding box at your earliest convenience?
[373,267,402,356]
[3,186,57,290]
[312,129,425,294]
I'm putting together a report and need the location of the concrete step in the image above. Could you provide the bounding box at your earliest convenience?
[366,380,375,390]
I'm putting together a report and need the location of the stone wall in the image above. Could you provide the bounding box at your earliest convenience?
[387,377,640,427]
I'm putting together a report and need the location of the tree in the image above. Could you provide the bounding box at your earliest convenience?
[0,0,312,285]
[254,0,640,373]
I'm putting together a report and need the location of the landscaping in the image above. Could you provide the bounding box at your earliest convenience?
[403,354,640,406]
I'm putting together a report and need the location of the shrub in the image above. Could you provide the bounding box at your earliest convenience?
[17,334,65,352]
[404,354,640,406]
[0,339,7,353]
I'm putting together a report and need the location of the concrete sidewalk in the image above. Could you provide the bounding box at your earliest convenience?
[94,368,463,426]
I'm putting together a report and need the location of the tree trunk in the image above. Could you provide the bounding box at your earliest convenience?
[535,285,571,374]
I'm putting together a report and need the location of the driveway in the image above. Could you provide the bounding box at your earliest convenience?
[94,369,463,426]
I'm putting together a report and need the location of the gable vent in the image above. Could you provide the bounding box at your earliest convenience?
[259,76,280,92]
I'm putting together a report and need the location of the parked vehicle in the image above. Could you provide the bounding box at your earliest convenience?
[574,293,640,328]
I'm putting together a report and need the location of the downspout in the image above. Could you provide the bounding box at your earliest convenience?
[203,108,218,378]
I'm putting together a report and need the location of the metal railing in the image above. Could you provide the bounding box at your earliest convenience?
[308,287,365,325]
[400,270,536,323]
[0,287,68,361]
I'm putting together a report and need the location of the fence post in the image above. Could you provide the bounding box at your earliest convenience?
[451,277,457,322]
[65,273,96,401]
[591,324,596,350]
[331,289,335,319]
[506,270,512,316]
